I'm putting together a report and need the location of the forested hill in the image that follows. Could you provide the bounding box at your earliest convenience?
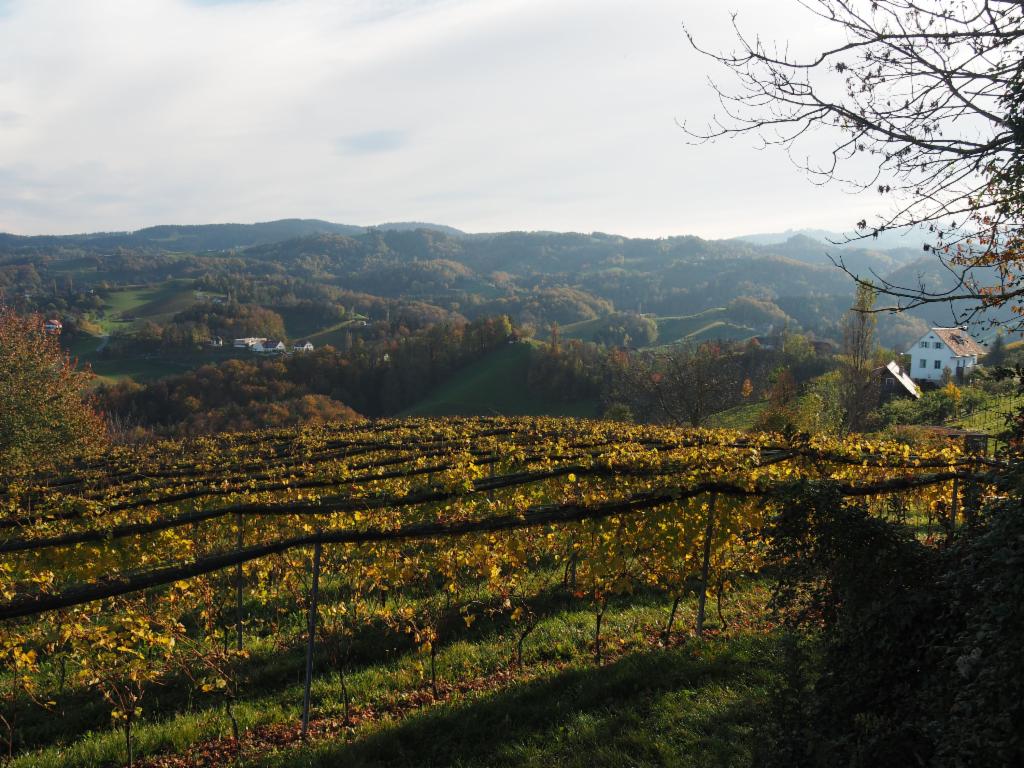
[1,219,953,345]
[0,219,917,272]
[0,219,466,252]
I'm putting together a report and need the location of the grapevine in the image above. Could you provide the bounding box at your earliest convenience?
[0,416,994,765]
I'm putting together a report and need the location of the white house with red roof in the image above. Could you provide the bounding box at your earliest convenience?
[907,327,984,383]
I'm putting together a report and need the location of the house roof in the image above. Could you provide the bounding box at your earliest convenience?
[931,327,984,357]
[883,361,921,398]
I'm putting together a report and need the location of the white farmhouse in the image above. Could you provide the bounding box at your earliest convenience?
[253,339,286,354]
[907,327,984,383]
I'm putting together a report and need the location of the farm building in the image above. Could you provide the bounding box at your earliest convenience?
[907,327,984,384]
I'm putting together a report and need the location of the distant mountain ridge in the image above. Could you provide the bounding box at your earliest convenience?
[0,219,466,252]
[736,227,933,253]
[0,219,922,267]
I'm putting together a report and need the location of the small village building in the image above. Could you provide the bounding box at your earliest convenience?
[906,327,984,384]
[292,341,314,352]
[43,319,62,335]
[253,339,286,354]
[877,360,921,402]
[208,335,224,348]
[233,337,266,349]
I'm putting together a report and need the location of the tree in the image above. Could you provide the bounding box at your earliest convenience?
[839,284,881,431]
[987,330,1008,365]
[0,308,105,474]
[613,343,743,426]
[756,368,801,432]
[686,1,1024,330]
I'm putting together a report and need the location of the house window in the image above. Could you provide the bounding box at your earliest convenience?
[934,360,942,369]
[919,359,927,368]
[919,341,928,348]
[934,342,943,349]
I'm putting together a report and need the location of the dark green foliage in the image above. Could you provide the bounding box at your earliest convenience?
[876,385,989,426]
[590,312,659,348]
[759,481,1024,768]
[168,301,288,344]
[987,331,1008,366]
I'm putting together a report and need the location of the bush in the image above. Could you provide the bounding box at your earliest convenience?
[758,481,1024,768]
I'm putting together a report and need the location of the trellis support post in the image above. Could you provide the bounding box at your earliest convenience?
[301,539,323,739]
[696,493,718,639]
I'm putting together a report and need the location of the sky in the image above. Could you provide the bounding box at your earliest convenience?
[0,0,885,239]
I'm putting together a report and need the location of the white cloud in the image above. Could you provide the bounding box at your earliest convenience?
[0,0,883,237]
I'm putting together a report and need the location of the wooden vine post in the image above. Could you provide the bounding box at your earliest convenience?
[951,476,960,531]
[695,493,718,639]
[301,539,323,739]
[235,511,244,651]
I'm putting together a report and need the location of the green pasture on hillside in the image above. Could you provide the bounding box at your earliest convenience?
[90,281,199,334]
[556,310,757,349]
[403,342,600,418]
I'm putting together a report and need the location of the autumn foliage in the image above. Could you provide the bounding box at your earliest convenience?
[0,308,106,475]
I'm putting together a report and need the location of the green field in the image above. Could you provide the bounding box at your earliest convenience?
[67,333,251,385]
[403,342,600,418]
[557,310,757,349]
[654,310,756,345]
[90,281,199,334]
[302,317,371,348]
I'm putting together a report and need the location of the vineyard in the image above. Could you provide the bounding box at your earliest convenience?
[0,417,999,767]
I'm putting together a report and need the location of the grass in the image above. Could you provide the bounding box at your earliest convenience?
[274,309,368,341]
[10,579,779,768]
[85,355,206,384]
[403,342,600,418]
[90,281,199,334]
[949,390,1024,434]
[655,311,756,346]
[556,310,757,349]
[707,402,767,431]
[261,637,773,768]
[303,319,370,349]
[67,335,253,384]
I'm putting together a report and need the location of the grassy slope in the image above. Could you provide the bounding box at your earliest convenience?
[707,402,768,431]
[14,579,777,768]
[68,335,252,385]
[276,309,369,342]
[949,390,1024,434]
[91,281,198,334]
[303,318,370,349]
[72,281,329,384]
[655,310,755,345]
[402,342,600,418]
[558,310,757,349]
